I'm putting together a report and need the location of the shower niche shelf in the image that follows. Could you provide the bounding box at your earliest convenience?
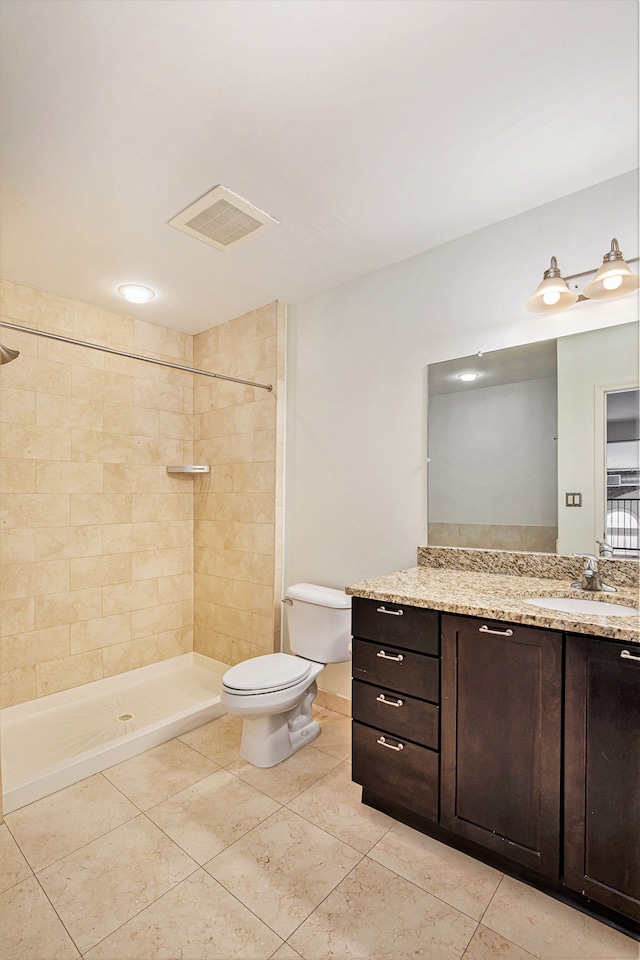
[166,465,210,474]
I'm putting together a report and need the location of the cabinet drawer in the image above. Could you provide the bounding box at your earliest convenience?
[352,679,439,749]
[352,637,439,702]
[352,720,439,819]
[352,596,439,655]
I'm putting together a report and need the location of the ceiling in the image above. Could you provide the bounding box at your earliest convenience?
[0,0,638,335]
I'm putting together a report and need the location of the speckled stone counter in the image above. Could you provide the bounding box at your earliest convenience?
[346,550,640,643]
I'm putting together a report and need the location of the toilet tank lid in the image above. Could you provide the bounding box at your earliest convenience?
[285,582,352,609]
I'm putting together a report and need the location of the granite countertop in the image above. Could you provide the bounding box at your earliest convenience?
[346,565,640,643]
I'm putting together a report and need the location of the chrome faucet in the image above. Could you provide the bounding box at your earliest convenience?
[572,554,616,594]
[596,539,614,558]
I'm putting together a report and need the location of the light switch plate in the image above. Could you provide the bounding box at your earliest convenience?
[565,492,582,507]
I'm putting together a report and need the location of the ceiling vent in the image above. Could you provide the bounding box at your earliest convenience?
[169,185,278,252]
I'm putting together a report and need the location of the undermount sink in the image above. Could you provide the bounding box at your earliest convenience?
[524,597,640,617]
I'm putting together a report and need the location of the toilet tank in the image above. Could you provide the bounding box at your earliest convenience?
[284,582,352,663]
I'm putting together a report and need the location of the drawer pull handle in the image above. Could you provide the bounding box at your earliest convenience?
[376,694,404,707]
[479,625,514,637]
[377,605,403,616]
[621,649,640,662]
[376,650,404,661]
[377,736,404,751]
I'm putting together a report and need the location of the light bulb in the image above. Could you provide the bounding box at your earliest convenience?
[118,284,155,304]
[457,373,479,382]
[602,274,623,291]
[542,290,561,305]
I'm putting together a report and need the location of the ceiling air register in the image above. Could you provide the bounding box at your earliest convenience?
[169,185,278,251]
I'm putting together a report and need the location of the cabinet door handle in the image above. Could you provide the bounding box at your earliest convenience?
[377,605,403,616]
[376,650,404,661]
[621,649,640,662]
[376,735,404,751]
[376,694,404,707]
[479,625,514,637]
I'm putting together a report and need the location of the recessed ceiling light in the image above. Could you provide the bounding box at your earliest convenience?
[457,372,479,382]
[118,284,155,304]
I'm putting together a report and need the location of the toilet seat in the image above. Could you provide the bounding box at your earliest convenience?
[222,653,312,695]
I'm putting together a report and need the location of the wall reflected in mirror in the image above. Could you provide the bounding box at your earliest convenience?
[606,388,640,557]
[426,321,639,556]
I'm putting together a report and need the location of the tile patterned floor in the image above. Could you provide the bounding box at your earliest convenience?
[1,707,638,960]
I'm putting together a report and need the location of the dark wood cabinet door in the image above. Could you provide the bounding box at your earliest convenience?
[564,636,640,921]
[441,615,562,877]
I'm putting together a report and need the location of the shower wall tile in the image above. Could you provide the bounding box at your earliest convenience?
[1,665,37,709]
[35,461,103,494]
[35,395,104,431]
[0,387,36,424]
[35,526,103,561]
[70,615,132,654]
[70,494,132,525]
[36,649,103,697]
[0,493,71,528]
[102,636,160,678]
[0,460,36,493]
[35,587,103,630]
[69,554,132,590]
[1,625,70,672]
[1,281,284,716]
[0,279,74,328]
[0,598,35,638]
[193,302,285,666]
[0,529,36,564]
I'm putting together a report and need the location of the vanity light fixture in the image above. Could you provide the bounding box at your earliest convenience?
[525,239,639,314]
[525,257,579,314]
[582,239,640,300]
[118,284,155,304]
[457,372,479,382]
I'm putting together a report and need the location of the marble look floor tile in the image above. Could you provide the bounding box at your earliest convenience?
[84,868,282,960]
[462,925,540,959]
[369,821,502,920]
[0,875,80,959]
[37,814,197,954]
[103,738,219,809]
[288,856,477,960]
[205,807,363,939]
[0,822,32,893]
[287,761,394,853]
[270,944,304,959]
[312,709,352,760]
[179,714,243,767]
[5,773,138,872]
[482,876,639,959]
[146,768,280,864]
[227,745,342,804]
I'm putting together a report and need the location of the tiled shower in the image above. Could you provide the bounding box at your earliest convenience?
[0,279,285,808]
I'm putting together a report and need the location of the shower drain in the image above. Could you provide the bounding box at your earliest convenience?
[116,713,135,722]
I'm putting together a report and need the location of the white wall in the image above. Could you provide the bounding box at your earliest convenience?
[428,377,558,525]
[284,170,639,697]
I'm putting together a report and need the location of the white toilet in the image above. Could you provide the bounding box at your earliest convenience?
[221,583,352,767]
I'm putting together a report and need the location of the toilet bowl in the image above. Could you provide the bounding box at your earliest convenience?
[221,583,351,767]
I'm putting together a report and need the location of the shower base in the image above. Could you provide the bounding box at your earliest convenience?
[1,652,229,814]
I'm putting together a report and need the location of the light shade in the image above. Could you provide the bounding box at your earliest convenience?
[582,239,640,300]
[525,257,579,314]
[118,284,155,304]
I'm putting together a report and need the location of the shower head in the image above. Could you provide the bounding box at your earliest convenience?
[0,343,19,364]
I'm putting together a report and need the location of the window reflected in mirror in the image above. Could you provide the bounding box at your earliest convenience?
[606,388,640,558]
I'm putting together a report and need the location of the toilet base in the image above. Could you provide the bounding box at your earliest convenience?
[238,681,320,767]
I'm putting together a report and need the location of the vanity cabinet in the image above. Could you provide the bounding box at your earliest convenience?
[351,597,440,820]
[440,614,562,878]
[350,596,640,933]
[564,635,640,921]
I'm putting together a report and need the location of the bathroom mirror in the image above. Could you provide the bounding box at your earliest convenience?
[426,321,640,556]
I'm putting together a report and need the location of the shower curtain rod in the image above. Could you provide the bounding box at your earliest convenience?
[0,321,273,391]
